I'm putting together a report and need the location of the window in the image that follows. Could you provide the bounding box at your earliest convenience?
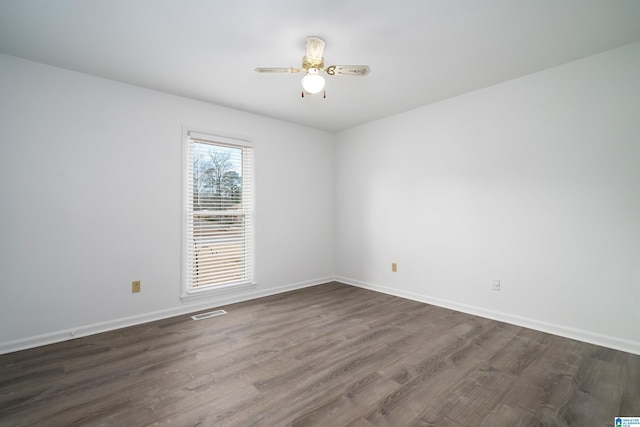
[183,130,254,296]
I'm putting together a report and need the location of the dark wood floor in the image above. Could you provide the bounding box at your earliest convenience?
[1,282,639,426]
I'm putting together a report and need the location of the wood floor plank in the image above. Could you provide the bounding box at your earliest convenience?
[1,282,639,427]
[377,322,522,425]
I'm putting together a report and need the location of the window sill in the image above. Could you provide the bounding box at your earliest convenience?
[180,281,257,302]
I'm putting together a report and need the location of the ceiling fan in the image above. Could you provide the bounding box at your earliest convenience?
[255,36,370,97]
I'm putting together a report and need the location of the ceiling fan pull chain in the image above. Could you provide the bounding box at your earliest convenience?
[323,91,326,99]
[301,91,304,98]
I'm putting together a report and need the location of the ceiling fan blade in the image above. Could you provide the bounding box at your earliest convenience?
[326,65,371,76]
[305,36,325,62]
[255,67,300,73]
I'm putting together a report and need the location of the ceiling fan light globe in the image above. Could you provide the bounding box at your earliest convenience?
[301,68,325,94]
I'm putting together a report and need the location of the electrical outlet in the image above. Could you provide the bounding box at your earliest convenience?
[492,279,501,291]
[132,280,141,293]
[391,262,397,272]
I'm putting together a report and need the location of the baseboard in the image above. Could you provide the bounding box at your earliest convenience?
[6,276,637,356]
[335,276,640,356]
[0,276,334,355]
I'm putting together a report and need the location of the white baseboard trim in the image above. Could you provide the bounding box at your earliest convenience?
[335,276,640,356]
[0,276,334,355]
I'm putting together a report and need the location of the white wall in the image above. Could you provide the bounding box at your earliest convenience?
[0,54,334,353]
[2,42,639,356]
[334,42,640,354]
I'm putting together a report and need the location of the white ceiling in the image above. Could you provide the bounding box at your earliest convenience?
[1,0,640,132]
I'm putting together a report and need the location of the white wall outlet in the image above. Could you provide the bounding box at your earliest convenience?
[492,279,501,291]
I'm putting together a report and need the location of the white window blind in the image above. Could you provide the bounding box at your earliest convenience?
[183,131,254,294]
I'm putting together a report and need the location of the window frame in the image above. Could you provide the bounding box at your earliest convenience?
[181,127,255,300]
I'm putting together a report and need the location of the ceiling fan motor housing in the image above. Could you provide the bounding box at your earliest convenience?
[302,56,324,70]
